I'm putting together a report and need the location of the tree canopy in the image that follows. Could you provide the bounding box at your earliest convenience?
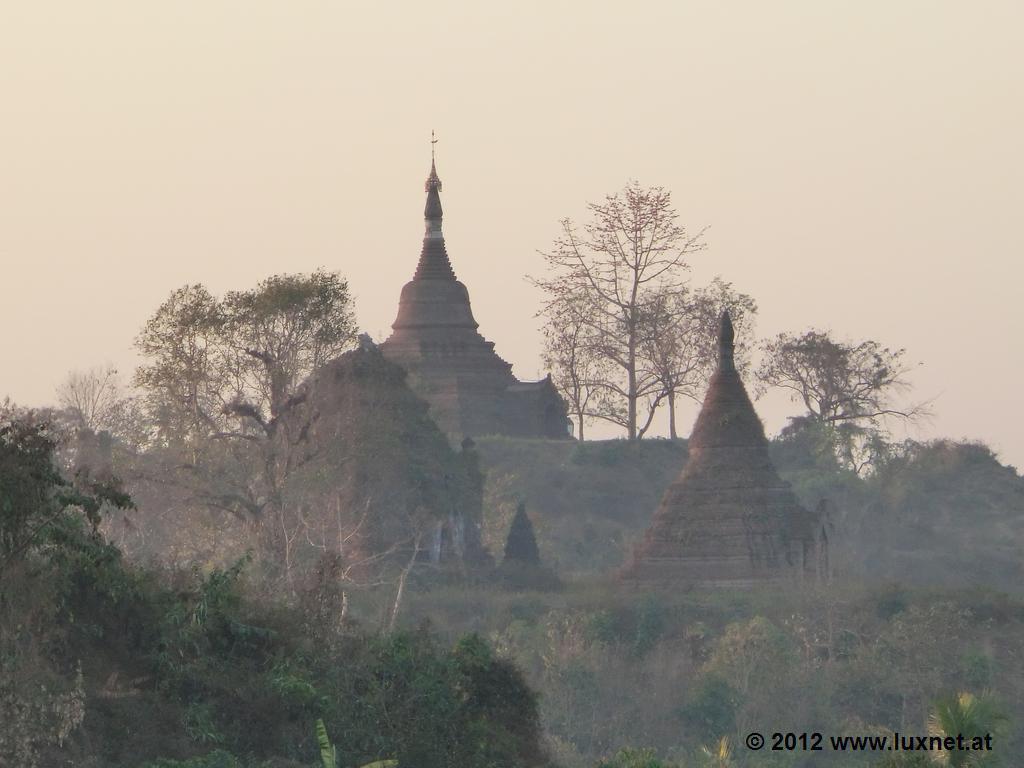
[533,182,754,440]
[0,409,130,582]
[135,270,356,448]
[756,329,928,471]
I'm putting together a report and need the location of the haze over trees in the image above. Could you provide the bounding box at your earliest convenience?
[117,271,494,618]
[4,179,1024,767]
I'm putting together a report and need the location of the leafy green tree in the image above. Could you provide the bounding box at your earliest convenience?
[631,594,666,658]
[1,408,552,768]
[134,283,223,452]
[131,271,357,542]
[702,617,795,736]
[0,411,130,581]
[1,410,131,767]
[680,674,737,744]
[449,633,550,767]
[136,270,356,450]
[867,603,971,732]
[756,329,928,472]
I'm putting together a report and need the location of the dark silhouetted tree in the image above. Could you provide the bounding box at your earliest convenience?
[756,329,929,472]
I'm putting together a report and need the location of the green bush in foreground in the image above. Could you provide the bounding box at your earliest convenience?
[0,411,553,768]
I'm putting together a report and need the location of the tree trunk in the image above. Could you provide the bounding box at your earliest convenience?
[387,534,421,633]
[576,409,585,441]
[668,390,677,439]
[626,337,638,440]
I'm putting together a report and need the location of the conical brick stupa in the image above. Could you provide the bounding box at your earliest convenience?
[622,311,826,587]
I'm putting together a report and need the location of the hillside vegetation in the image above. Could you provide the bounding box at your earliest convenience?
[476,435,1024,592]
[400,581,1024,767]
[5,411,1024,766]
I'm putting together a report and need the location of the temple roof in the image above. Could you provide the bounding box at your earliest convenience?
[379,153,570,441]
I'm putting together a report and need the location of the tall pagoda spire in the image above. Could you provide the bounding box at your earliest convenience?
[415,133,456,280]
[380,148,572,441]
[718,310,736,373]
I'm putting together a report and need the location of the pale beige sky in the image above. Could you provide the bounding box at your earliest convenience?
[1,2,1022,465]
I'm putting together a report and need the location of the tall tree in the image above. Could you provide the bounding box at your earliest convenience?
[132,270,357,528]
[135,270,356,447]
[639,279,756,438]
[532,182,706,440]
[219,270,358,422]
[756,330,928,472]
[0,409,130,765]
[133,283,224,454]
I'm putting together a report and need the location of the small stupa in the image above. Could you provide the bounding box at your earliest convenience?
[497,502,561,591]
[622,311,826,587]
[503,502,542,565]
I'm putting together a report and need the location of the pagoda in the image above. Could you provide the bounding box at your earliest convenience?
[380,151,569,441]
[622,311,827,587]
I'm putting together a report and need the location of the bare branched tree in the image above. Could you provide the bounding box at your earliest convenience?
[531,182,707,439]
[640,279,757,438]
[539,292,611,440]
[57,364,127,433]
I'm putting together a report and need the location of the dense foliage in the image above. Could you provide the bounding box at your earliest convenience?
[0,411,551,768]
[405,583,1021,767]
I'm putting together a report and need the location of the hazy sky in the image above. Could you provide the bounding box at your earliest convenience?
[2,2,1022,466]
